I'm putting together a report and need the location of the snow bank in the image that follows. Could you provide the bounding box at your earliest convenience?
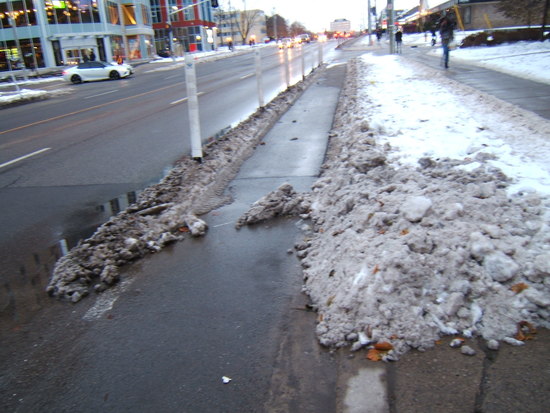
[239,56,550,359]
[46,79,313,302]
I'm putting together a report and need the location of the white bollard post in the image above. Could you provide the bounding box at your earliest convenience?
[255,49,264,107]
[300,44,305,79]
[284,47,290,88]
[184,54,203,161]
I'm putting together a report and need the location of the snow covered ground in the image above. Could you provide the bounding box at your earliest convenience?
[5,36,550,359]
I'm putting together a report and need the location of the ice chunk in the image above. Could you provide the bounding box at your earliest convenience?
[401,196,432,222]
[483,251,520,282]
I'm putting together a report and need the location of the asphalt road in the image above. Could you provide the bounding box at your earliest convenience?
[0,42,334,327]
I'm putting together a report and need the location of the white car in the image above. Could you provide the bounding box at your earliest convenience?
[62,61,133,84]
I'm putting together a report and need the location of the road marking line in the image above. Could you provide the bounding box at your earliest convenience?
[0,147,51,169]
[85,90,118,99]
[170,91,204,105]
[240,73,254,80]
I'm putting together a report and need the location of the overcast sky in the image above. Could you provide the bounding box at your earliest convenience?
[222,1,446,32]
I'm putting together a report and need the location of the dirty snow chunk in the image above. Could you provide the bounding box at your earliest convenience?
[184,214,208,236]
[449,338,464,348]
[483,251,520,282]
[487,339,500,350]
[222,376,232,384]
[522,288,550,308]
[503,337,525,346]
[534,253,550,275]
[469,232,494,259]
[235,183,309,229]
[401,196,432,222]
[460,345,476,356]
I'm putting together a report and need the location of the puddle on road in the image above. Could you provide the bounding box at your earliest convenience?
[1,189,142,329]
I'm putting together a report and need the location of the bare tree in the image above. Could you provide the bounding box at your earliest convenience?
[228,0,263,44]
[266,14,289,39]
[289,21,307,37]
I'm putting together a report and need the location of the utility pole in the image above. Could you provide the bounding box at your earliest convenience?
[387,0,395,54]
[367,0,373,45]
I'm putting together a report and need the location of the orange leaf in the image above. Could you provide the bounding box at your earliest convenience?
[511,283,529,294]
[400,229,409,235]
[372,265,380,275]
[374,341,393,351]
[366,349,382,361]
[178,226,190,233]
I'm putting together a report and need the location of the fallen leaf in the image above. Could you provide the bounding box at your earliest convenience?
[372,265,380,274]
[178,226,190,233]
[374,341,393,351]
[328,269,335,277]
[516,320,537,341]
[511,282,529,294]
[326,295,335,306]
[318,314,324,322]
[400,229,409,235]
[366,348,382,361]
[377,229,386,235]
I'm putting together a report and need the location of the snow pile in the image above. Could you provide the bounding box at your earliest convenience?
[46,80,312,302]
[293,56,550,357]
[238,55,550,358]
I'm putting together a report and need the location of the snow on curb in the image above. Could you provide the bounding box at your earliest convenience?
[237,57,550,359]
[46,71,319,302]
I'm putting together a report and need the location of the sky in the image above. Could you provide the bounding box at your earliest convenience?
[223,0,443,32]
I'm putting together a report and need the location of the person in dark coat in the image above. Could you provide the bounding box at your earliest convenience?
[438,14,455,68]
[395,28,403,53]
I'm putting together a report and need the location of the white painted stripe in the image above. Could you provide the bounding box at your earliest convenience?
[82,278,133,321]
[0,147,51,169]
[84,89,118,99]
[343,368,389,413]
[240,73,254,80]
[170,91,204,105]
[171,96,188,105]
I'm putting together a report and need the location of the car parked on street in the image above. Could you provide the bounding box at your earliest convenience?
[62,61,133,84]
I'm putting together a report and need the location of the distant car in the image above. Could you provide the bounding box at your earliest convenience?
[62,61,133,84]
[278,38,293,49]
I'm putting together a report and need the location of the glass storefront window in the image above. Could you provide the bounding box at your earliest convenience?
[107,1,120,25]
[122,4,136,25]
[0,0,37,27]
[0,37,44,72]
[141,4,150,26]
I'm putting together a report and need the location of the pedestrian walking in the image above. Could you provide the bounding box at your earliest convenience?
[438,13,455,68]
[395,28,403,53]
[376,27,382,42]
[89,49,96,61]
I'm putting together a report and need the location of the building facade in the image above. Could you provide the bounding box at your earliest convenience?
[216,8,266,46]
[151,0,216,55]
[0,0,155,72]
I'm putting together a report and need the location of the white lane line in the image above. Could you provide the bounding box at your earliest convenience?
[84,89,118,99]
[165,74,180,80]
[240,73,254,80]
[170,91,204,105]
[0,147,51,169]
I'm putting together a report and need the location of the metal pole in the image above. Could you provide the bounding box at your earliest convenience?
[368,0,373,45]
[167,3,174,60]
[318,40,323,66]
[387,0,395,54]
[254,49,264,107]
[184,54,203,160]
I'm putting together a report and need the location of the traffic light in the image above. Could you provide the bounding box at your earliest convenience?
[211,0,219,7]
